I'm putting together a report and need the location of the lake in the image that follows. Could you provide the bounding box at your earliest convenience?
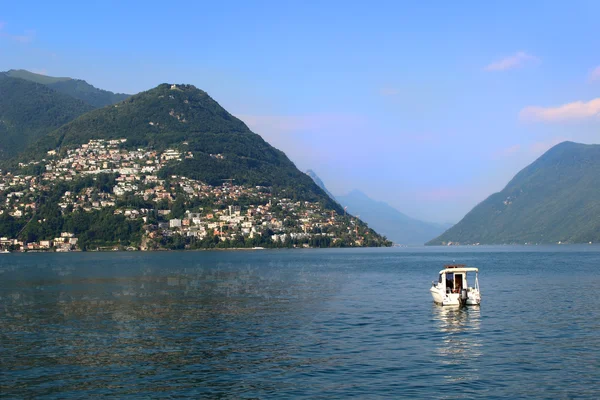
[1,246,600,398]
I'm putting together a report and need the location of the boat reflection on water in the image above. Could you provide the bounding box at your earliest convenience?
[432,305,482,385]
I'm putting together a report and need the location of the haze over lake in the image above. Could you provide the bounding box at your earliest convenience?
[2,247,599,398]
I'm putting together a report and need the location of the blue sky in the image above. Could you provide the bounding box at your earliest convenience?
[1,1,599,223]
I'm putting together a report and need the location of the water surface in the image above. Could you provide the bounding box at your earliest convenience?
[1,246,599,398]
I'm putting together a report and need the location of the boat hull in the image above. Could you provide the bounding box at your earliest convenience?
[430,286,481,306]
[430,286,445,304]
[430,287,461,306]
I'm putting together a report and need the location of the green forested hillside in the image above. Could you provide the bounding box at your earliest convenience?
[4,69,71,84]
[5,69,130,108]
[0,74,94,160]
[428,141,600,245]
[33,83,249,149]
[21,83,342,211]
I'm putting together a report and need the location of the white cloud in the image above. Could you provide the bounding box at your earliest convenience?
[589,66,600,82]
[484,51,538,72]
[520,98,600,122]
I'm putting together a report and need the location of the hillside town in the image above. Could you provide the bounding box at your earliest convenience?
[0,139,384,251]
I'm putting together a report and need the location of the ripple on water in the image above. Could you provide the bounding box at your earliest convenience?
[1,248,600,398]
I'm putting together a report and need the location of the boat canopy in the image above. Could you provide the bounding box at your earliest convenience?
[439,267,478,274]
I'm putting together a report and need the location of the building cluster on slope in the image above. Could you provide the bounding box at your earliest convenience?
[0,139,369,251]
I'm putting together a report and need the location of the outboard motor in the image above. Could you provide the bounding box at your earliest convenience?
[461,289,468,300]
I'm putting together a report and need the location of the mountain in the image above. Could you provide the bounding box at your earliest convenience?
[306,170,337,202]
[1,82,391,249]
[336,189,452,245]
[20,83,341,210]
[5,69,130,108]
[304,170,450,245]
[428,141,600,245]
[0,73,94,160]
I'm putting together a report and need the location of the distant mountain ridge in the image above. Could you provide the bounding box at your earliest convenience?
[306,170,338,202]
[428,141,600,245]
[336,189,451,245]
[304,170,450,244]
[5,69,130,108]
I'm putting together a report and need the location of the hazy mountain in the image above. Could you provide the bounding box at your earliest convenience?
[305,170,337,202]
[428,141,600,245]
[336,189,452,245]
[5,69,130,108]
[0,73,94,160]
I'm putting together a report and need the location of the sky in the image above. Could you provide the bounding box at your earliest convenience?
[1,1,599,223]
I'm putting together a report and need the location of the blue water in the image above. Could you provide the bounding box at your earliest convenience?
[1,246,600,398]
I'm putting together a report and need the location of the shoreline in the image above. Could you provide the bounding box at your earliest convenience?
[4,245,390,254]
[3,242,600,255]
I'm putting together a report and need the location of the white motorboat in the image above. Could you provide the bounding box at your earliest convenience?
[1,250,10,254]
[430,264,481,306]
